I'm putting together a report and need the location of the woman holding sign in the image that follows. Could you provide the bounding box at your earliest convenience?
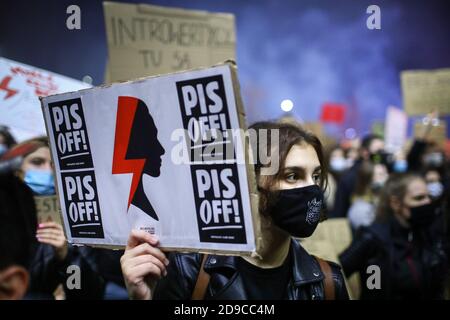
[120,122,349,300]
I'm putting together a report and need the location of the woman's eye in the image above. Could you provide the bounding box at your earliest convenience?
[312,174,321,184]
[30,158,44,166]
[285,173,297,182]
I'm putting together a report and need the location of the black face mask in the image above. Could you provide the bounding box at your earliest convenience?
[269,185,324,238]
[408,201,440,228]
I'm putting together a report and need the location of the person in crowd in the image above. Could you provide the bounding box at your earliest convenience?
[120,121,349,300]
[339,173,448,299]
[0,172,36,300]
[424,167,445,201]
[325,145,348,212]
[1,137,105,299]
[392,150,408,173]
[347,161,388,230]
[328,145,350,180]
[330,134,385,218]
[0,125,17,157]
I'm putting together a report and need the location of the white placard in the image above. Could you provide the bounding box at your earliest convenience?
[41,63,258,255]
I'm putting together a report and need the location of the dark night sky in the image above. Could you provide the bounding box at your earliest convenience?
[1,0,449,138]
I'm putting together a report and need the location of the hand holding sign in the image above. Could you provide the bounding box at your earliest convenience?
[41,63,258,253]
[36,222,68,261]
[121,230,169,300]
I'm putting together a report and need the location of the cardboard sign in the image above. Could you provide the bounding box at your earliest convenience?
[0,57,90,142]
[103,2,236,82]
[35,195,62,225]
[401,68,450,116]
[40,62,260,255]
[384,106,408,153]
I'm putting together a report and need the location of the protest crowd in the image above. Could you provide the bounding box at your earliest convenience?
[1,1,450,302]
[1,112,449,300]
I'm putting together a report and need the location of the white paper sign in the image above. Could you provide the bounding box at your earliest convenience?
[0,57,90,142]
[384,106,408,153]
[41,63,258,254]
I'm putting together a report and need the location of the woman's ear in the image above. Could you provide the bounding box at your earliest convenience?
[0,266,29,300]
[14,169,24,181]
[390,196,401,213]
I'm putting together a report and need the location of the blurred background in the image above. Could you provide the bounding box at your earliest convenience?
[1,0,449,138]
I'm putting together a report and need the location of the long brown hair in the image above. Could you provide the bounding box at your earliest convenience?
[248,121,328,217]
[353,160,375,196]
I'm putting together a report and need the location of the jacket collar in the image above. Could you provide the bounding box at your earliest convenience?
[203,238,324,287]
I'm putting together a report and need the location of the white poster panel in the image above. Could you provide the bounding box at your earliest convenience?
[41,63,258,255]
[0,57,90,142]
[384,106,408,153]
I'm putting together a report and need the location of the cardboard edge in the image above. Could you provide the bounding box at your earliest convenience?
[40,60,260,257]
[41,61,238,101]
[227,62,263,259]
[39,99,70,243]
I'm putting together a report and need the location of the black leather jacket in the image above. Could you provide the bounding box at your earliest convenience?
[27,244,105,299]
[154,239,349,300]
[339,215,448,299]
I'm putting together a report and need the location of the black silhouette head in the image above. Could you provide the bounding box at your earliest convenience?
[113,96,165,221]
[126,100,165,178]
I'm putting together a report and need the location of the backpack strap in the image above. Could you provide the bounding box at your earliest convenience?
[191,254,210,300]
[314,256,336,300]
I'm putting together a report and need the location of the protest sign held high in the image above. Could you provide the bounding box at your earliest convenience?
[0,57,90,142]
[103,2,236,82]
[401,68,450,116]
[41,62,260,255]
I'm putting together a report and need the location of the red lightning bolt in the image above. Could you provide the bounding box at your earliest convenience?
[0,76,18,99]
[112,96,146,209]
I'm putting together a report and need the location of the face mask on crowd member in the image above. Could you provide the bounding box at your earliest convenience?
[20,145,55,195]
[329,148,348,173]
[424,169,444,199]
[23,170,55,195]
[409,201,440,228]
[423,152,444,167]
[264,143,325,238]
[390,177,432,229]
[330,157,348,172]
[271,185,324,237]
[427,181,444,199]
[393,159,408,173]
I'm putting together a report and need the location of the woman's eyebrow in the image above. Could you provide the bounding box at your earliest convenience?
[284,166,305,172]
[313,166,321,172]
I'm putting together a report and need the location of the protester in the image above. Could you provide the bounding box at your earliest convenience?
[392,150,408,173]
[0,173,36,300]
[339,173,448,299]
[120,122,349,300]
[424,167,445,201]
[328,145,350,179]
[347,161,388,230]
[330,134,385,218]
[1,137,105,299]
